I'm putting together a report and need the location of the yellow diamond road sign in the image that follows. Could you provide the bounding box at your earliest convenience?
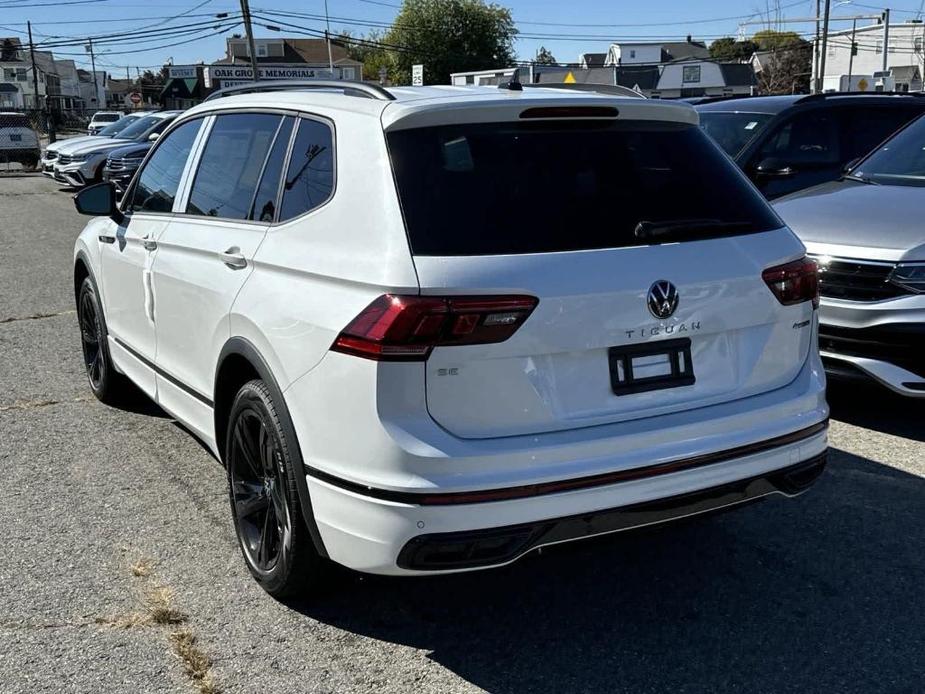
[857,78,869,91]
[563,71,576,84]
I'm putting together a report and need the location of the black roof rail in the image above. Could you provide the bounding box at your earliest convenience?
[524,83,646,99]
[684,93,756,105]
[796,91,925,103]
[204,79,396,102]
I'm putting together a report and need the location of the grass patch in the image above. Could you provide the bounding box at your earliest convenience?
[170,629,220,694]
[130,557,154,578]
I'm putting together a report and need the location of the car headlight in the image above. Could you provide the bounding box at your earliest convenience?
[69,153,89,162]
[888,263,925,293]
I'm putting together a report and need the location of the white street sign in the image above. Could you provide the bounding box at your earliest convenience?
[412,64,424,86]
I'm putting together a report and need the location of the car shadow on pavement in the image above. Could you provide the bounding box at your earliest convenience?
[297,447,924,693]
[827,378,925,442]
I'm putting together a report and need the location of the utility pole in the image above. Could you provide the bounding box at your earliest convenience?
[87,37,102,108]
[813,0,822,92]
[882,8,891,72]
[239,0,260,82]
[27,21,41,110]
[848,18,857,89]
[323,0,334,77]
[819,0,832,93]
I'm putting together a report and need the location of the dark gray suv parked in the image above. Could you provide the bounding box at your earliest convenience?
[696,93,925,199]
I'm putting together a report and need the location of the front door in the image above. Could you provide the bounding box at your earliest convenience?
[98,117,204,396]
[151,112,294,438]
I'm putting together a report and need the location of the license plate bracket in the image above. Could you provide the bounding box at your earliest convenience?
[608,337,695,396]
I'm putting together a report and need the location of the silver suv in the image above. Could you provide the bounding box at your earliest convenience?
[774,113,925,397]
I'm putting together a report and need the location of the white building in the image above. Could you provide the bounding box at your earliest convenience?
[816,20,925,92]
[603,39,710,66]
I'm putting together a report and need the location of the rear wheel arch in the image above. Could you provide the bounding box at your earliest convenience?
[214,337,328,558]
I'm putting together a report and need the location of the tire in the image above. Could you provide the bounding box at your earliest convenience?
[77,275,133,405]
[225,380,325,599]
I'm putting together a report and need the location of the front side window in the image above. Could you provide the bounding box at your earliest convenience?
[756,110,842,167]
[128,118,202,214]
[278,118,335,222]
[186,112,283,220]
[387,119,780,256]
[854,114,925,187]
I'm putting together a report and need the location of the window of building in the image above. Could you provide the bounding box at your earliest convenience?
[629,49,636,59]
[915,37,924,52]
[186,113,283,220]
[341,67,356,80]
[278,117,335,222]
[256,44,268,58]
[16,68,27,82]
[682,65,701,83]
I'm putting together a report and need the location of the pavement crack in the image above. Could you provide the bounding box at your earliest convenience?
[0,308,76,324]
[0,395,94,412]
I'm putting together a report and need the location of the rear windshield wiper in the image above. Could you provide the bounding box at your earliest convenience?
[634,219,754,241]
[841,172,880,185]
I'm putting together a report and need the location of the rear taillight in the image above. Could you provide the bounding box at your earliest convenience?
[332,294,539,361]
[762,257,819,308]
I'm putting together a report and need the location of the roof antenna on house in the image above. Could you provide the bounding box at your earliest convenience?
[499,67,523,91]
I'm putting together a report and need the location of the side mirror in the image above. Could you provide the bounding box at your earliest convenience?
[148,132,160,142]
[755,157,795,177]
[74,181,124,224]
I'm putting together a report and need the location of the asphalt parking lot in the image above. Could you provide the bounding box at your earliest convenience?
[1,174,923,694]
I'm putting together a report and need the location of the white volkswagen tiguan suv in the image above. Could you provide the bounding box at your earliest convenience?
[72,82,828,598]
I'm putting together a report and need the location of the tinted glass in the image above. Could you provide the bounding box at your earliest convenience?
[757,111,842,166]
[94,113,120,123]
[98,115,139,136]
[250,116,294,222]
[387,120,780,256]
[118,115,164,140]
[698,112,774,156]
[841,106,922,160]
[186,113,282,220]
[129,119,201,214]
[855,114,925,186]
[279,118,334,222]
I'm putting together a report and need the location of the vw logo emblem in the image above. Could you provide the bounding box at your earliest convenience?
[647,280,679,319]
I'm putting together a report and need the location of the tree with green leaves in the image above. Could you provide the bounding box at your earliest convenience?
[709,37,759,62]
[382,0,517,85]
[534,46,557,65]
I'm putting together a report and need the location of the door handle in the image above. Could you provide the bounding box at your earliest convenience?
[143,240,157,251]
[219,247,247,270]
[99,235,115,244]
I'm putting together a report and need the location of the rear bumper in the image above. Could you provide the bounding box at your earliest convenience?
[0,147,39,161]
[305,421,828,575]
[397,453,827,571]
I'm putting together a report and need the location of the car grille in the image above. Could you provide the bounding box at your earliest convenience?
[819,323,925,378]
[57,154,72,165]
[811,256,908,302]
[105,157,141,172]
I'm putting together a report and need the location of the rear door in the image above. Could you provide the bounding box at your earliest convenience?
[151,112,294,423]
[386,116,815,439]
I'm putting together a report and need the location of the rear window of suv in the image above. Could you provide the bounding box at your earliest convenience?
[387,120,780,256]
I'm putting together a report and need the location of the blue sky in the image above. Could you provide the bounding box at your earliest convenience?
[2,0,924,75]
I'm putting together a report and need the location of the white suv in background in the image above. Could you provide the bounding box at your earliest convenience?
[72,82,829,598]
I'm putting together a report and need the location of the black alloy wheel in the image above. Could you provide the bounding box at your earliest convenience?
[78,286,105,391]
[225,380,323,598]
[229,407,291,573]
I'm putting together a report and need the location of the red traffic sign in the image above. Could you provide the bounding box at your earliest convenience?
[129,92,142,105]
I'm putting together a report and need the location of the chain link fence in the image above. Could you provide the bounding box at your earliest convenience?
[0,108,122,172]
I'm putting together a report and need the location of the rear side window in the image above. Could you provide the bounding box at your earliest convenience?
[841,106,922,160]
[387,120,780,256]
[186,113,283,220]
[250,116,294,222]
[129,118,202,214]
[279,118,335,222]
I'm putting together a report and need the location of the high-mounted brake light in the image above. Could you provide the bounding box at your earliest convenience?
[762,257,819,308]
[332,294,539,361]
